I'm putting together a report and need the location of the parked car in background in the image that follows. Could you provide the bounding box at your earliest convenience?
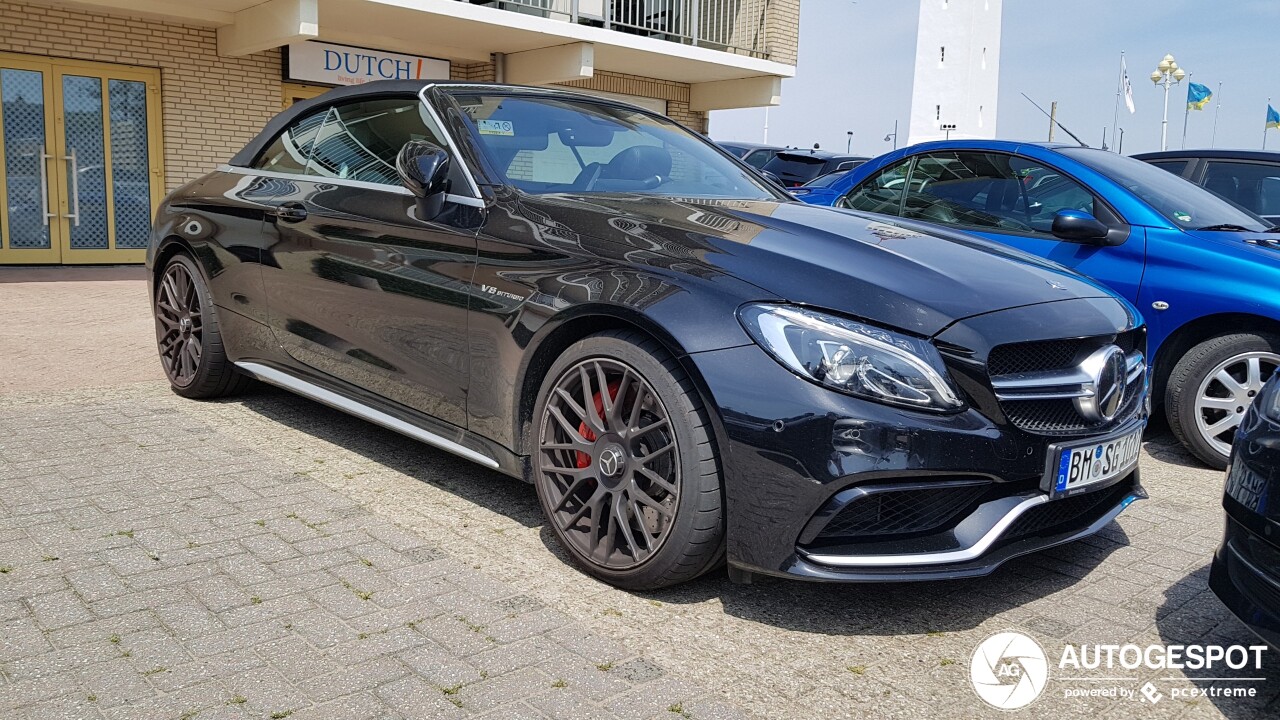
[787,169,850,203]
[762,149,867,187]
[716,141,786,171]
[148,82,1149,589]
[803,140,1280,469]
[1211,368,1280,650]
[1135,149,1280,225]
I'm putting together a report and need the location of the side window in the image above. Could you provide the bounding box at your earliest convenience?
[253,96,469,192]
[306,98,446,185]
[901,152,1094,235]
[1203,161,1280,217]
[1009,156,1096,233]
[742,150,771,170]
[838,159,911,215]
[252,109,327,174]
[901,152,1018,229]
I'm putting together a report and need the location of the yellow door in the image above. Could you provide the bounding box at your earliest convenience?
[0,52,162,264]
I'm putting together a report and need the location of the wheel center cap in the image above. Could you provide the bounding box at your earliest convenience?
[179,316,193,335]
[597,444,626,479]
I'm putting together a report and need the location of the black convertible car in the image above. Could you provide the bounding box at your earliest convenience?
[148,81,1148,589]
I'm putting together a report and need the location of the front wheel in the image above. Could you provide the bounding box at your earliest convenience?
[1165,333,1280,469]
[153,253,252,399]
[532,331,725,590]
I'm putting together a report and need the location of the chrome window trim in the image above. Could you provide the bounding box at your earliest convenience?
[234,362,499,469]
[216,165,485,208]
[417,86,482,198]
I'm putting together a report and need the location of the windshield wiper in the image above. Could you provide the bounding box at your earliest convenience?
[1196,223,1254,232]
[1264,225,1280,233]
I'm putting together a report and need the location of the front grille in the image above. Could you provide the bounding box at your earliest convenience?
[815,484,989,541]
[1228,542,1280,613]
[988,339,1083,376]
[988,329,1146,436]
[1004,482,1130,541]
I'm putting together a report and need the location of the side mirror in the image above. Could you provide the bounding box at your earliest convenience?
[396,140,451,220]
[1051,209,1110,243]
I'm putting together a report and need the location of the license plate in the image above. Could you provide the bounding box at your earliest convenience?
[1050,427,1143,498]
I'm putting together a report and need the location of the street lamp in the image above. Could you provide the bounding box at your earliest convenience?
[1151,53,1187,151]
[846,130,853,154]
[884,120,899,150]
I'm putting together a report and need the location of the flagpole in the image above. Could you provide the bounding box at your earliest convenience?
[1265,98,1270,151]
[1181,73,1192,150]
[1210,82,1222,148]
[1111,52,1124,154]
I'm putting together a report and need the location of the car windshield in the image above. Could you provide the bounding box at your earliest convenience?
[803,170,848,188]
[451,92,775,199]
[1060,147,1268,232]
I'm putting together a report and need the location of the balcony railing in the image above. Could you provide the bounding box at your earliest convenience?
[460,0,770,59]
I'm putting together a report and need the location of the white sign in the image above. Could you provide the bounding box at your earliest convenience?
[287,41,450,87]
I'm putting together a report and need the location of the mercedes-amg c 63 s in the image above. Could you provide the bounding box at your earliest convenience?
[148,81,1149,589]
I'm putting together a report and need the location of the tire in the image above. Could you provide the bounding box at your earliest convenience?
[1165,332,1280,469]
[153,253,253,399]
[532,330,725,590]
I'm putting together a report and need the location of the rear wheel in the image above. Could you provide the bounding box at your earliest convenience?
[533,331,724,590]
[153,253,252,399]
[1166,332,1280,468]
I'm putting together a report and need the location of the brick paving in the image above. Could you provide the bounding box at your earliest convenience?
[1,270,1279,719]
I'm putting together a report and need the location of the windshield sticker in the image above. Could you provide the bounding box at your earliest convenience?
[1173,211,1192,223]
[478,120,514,136]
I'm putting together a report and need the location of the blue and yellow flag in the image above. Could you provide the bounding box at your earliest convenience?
[1186,82,1212,110]
[1269,105,1280,129]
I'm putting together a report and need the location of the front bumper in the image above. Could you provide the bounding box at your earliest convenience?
[1209,408,1280,650]
[687,333,1146,583]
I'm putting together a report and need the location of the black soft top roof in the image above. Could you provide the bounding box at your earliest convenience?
[227,79,646,167]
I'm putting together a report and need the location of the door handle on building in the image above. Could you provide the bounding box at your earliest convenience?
[35,152,55,226]
[64,148,81,227]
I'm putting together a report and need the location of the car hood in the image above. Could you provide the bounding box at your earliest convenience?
[516,194,1117,337]
[1182,229,1280,262]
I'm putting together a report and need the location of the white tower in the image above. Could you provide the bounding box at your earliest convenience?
[907,0,1003,145]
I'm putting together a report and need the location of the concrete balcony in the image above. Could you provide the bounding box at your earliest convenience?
[41,0,793,109]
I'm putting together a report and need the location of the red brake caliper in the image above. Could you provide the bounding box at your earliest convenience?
[575,381,620,469]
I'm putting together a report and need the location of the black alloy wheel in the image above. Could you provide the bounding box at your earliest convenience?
[153,253,251,399]
[155,260,204,386]
[533,331,725,589]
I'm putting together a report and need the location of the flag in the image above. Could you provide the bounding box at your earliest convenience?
[1186,82,1212,111]
[1121,57,1135,113]
[1269,105,1280,129]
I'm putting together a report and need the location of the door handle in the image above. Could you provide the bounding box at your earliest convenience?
[63,148,80,227]
[268,202,308,223]
[26,152,55,226]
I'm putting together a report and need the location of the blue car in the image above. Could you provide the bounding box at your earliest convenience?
[800,139,1280,468]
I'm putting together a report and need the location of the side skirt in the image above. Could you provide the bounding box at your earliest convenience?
[234,361,527,477]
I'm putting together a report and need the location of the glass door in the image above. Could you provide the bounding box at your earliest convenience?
[0,52,162,264]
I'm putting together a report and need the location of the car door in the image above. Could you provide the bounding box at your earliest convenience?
[895,150,1146,304]
[258,95,482,428]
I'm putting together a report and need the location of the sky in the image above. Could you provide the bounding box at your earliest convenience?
[710,0,1278,157]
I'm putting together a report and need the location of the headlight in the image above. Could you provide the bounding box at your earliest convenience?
[738,303,963,411]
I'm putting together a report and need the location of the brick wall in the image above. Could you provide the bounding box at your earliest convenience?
[0,1,280,191]
[766,0,801,67]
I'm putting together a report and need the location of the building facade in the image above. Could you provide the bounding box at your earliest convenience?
[907,0,1001,145]
[0,0,797,264]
